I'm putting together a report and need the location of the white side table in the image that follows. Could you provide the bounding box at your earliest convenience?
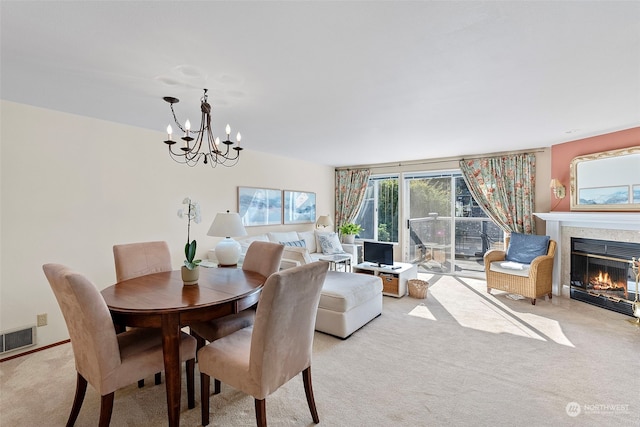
[319,254,352,272]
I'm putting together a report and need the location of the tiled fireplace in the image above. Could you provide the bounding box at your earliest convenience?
[570,237,639,315]
[534,213,640,305]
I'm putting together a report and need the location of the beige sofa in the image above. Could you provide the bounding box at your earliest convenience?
[208,230,358,270]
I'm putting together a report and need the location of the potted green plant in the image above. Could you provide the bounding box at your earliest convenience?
[339,223,363,244]
[178,197,202,285]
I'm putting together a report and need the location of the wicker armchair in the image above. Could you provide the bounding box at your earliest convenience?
[484,236,556,305]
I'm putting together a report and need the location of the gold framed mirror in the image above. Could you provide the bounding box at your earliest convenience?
[569,146,640,211]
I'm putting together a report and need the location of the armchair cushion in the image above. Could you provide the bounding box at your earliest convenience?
[505,233,550,264]
[489,261,531,278]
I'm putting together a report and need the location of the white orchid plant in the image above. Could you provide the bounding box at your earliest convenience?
[177,197,202,270]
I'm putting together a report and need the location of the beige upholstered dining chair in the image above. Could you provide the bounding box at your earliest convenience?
[198,261,329,427]
[113,240,172,387]
[42,264,197,427]
[113,240,172,282]
[189,241,285,393]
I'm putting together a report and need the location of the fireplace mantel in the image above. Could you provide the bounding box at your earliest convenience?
[535,212,640,230]
[534,212,640,296]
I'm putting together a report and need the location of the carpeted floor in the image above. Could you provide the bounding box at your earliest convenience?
[1,274,639,426]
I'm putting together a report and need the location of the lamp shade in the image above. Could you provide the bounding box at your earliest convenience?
[207,211,247,238]
[316,215,333,228]
[207,211,247,266]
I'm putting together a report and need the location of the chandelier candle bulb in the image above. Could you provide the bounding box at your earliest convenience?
[167,125,172,140]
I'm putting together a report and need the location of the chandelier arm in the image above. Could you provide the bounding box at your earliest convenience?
[168,144,188,157]
[170,104,204,136]
[186,110,207,158]
[168,149,199,167]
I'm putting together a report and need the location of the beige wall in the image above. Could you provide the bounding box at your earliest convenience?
[0,100,334,353]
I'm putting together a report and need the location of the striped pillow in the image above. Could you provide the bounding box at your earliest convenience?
[280,239,306,248]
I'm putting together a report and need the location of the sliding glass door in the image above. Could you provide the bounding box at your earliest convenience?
[353,171,503,277]
[405,173,454,273]
[404,172,503,278]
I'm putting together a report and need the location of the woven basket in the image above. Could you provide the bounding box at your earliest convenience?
[408,279,429,299]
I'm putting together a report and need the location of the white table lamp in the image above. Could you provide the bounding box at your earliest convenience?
[207,211,248,266]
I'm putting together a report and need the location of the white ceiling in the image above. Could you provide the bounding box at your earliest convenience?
[1,1,639,167]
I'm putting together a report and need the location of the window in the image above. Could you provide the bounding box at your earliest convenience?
[353,175,399,243]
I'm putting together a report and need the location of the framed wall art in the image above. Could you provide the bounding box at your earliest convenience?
[237,187,282,226]
[283,190,316,224]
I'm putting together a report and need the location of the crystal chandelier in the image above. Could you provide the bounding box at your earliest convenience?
[163,88,242,167]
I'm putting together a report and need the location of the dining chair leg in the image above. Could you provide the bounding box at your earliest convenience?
[66,373,88,427]
[138,373,161,388]
[303,366,320,423]
[254,398,267,427]
[191,329,207,354]
[214,379,221,395]
[186,358,195,409]
[98,392,115,427]
[200,373,210,426]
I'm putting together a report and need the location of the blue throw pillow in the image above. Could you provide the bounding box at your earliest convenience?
[505,233,550,264]
[280,240,306,247]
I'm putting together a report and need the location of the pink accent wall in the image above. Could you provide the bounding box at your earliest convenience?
[550,127,640,211]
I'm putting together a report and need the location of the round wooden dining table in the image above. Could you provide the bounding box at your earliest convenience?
[101,266,265,427]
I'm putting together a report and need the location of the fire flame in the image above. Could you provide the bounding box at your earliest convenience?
[595,271,611,285]
[589,269,628,299]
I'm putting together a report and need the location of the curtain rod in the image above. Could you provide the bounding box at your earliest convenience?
[336,147,547,171]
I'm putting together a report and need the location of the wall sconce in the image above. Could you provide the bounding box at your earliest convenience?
[316,215,333,229]
[550,178,566,199]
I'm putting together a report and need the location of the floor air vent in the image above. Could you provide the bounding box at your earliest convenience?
[1,325,36,354]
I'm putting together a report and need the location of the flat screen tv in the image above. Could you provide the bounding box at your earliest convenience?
[363,241,394,267]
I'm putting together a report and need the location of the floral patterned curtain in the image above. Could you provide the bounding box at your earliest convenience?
[459,153,536,234]
[335,169,371,228]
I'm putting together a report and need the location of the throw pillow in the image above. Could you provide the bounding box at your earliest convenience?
[317,232,346,255]
[297,231,316,252]
[315,230,333,253]
[280,239,306,247]
[505,233,550,264]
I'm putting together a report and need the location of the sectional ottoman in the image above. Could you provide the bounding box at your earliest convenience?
[315,270,383,339]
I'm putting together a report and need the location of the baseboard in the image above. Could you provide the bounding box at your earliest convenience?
[0,339,70,363]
